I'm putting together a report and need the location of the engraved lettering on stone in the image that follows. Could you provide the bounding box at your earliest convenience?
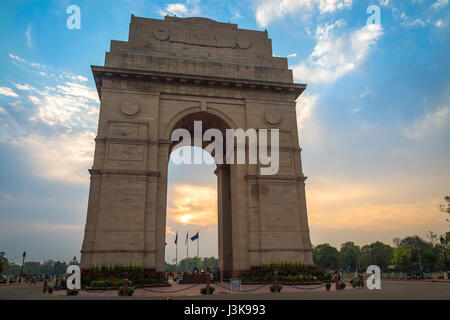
[170,27,236,48]
[109,143,145,161]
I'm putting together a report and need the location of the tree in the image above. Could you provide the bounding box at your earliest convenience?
[392,235,440,272]
[0,252,9,274]
[338,242,361,271]
[359,242,393,271]
[313,244,339,270]
[440,196,450,224]
[166,257,219,272]
[370,241,393,271]
[392,246,413,271]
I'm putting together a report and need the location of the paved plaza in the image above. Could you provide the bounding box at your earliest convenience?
[1,280,448,300]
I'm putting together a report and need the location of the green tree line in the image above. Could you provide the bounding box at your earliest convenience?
[0,254,72,276]
[165,257,218,272]
[313,232,449,272]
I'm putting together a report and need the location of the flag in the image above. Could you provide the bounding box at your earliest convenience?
[174,232,178,244]
[191,232,199,241]
[185,232,189,245]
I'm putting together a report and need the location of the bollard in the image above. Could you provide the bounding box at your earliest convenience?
[205,266,211,295]
[273,267,279,293]
[123,272,129,297]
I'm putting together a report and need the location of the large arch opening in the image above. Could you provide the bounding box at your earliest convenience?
[164,111,233,280]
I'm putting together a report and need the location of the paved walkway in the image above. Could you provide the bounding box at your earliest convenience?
[0,280,448,300]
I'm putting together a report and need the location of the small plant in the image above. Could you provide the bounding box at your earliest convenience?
[118,286,135,296]
[67,289,79,296]
[269,285,283,292]
[339,282,346,290]
[200,286,215,295]
[47,286,54,294]
[325,283,331,291]
[350,279,361,288]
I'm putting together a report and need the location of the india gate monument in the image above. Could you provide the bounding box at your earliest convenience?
[81,15,313,278]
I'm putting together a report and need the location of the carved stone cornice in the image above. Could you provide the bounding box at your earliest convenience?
[92,66,306,101]
[89,169,160,177]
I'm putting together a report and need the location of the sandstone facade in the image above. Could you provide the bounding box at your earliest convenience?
[80,16,313,278]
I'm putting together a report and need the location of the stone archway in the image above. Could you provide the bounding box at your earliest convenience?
[80,15,313,276]
[166,110,234,280]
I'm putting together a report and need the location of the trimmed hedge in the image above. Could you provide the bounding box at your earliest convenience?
[81,265,169,289]
[240,262,330,284]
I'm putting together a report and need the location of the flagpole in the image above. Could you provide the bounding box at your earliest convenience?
[186,232,189,261]
[197,230,199,258]
[176,234,178,272]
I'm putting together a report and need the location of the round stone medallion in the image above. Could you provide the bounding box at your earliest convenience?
[264,111,281,126]
[120,103,140,117]
[236,35,252,49]
[153,28,170,41]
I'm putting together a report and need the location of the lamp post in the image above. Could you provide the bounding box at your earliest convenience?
[440,236,449,280]
[20,251,26,275]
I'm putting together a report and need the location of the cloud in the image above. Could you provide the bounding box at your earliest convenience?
[288,53,297,57]
[404,106,450,139]
[159,1,201,17]
[292,22,383,84]
[167,184,217,226]
[14,83,36,91]
[400,13,427,28]
[0,87,19,97]
[307,177,445,233]
[255,0,352,27]
[435,20,445,28]
[297,93,318,131]
[25,25,32,47]
[166,226,176,236]
[8,53,25,63]
[1,222,84,233]
[432,0,448,9]
[12,131,95,185]
[25,82,99,129]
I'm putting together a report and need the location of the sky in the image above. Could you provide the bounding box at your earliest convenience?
[0,0,449,265]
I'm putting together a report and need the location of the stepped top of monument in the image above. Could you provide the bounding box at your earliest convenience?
[99,15,297,84]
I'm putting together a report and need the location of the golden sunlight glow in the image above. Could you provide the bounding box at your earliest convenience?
[167,184,218,226]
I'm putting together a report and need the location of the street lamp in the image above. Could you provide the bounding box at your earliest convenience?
[440,236,449,280]
[20,251,26,275]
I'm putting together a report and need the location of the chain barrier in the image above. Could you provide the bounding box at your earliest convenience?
[82,289,111,293]
[282,283,326,290]
[139,283,200,293]
[214,282,269,293]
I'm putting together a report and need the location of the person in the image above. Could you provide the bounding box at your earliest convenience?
[43,275,48,294]
[333,269,341,290]
[358,269,364,288]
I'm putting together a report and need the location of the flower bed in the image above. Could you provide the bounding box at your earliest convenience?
[240,263,330,285]
[81,265,169,289]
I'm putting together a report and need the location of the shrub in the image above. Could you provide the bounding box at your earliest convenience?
[339,282,346,290]
[67,289,79,296]
[200,286,215,295]
[47,286,54,294]
[269,285,283,292]
[325,283,331,290]
[118,286,135,296]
